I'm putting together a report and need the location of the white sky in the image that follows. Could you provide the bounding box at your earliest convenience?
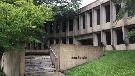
[81,0,96,8]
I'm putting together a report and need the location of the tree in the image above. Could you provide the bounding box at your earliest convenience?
[111,0,135,50]
[0,0,54,52]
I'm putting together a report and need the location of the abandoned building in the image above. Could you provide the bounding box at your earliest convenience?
[27,0,135,50]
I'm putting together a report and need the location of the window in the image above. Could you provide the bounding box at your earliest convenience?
[97,9,100,25]
[105,5,110,22]
[69,19,73,31]
[56,21,60,33]
[83,14,85,29]
[62,21,67,32]
[89,12,92,27]
[77,17,79,30]
[69,38,73,44]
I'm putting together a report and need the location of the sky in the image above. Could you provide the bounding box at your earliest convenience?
[81,0,96,8]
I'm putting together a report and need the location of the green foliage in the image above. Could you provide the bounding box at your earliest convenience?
[112,0,135,20]
[66,51,135,76]
[0,0,54,52]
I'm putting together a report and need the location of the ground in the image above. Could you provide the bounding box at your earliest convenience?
[65,51,135,76]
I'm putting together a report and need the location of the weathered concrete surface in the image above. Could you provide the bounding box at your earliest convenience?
[1,51,25,76]
[51,44,103,71]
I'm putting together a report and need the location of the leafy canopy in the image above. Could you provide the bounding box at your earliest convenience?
[0,0,54,51]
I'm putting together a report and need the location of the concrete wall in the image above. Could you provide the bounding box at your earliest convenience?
[50,44,103,71]
[1,51,25,76]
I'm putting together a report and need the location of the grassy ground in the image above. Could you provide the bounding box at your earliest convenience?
[65,51,135,76]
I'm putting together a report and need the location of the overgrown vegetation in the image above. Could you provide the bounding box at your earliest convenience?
[66,51,135,76]
[0,0,54,52]
[112,0,135,20]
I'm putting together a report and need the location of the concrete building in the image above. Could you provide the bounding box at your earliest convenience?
[29,0,135,50]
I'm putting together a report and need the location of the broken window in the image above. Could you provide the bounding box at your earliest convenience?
[105,31,111,45]
[116,29,124,45]
[69,19,73,31]
[89,11,93,27]
[97,8,100,25]
[82,14,85,29]
[105,5,110,22]
[69,38,73,44]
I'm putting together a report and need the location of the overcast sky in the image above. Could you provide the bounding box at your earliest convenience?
[81,0,96,8]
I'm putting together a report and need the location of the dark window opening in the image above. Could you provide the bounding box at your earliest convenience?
[77,17,79,30]
[78,38,93,45]
[83,14,85,29]
[44,23,49,33]
[62,37,66,44]
[128,27,135,44]
[116,29,124,45]
[105,5,110,22]
[69,19,73,31]
[97,9,100,25]
[115,4,121,15]
[105,31,111,45]
[50,39,54,45]
[37,43,41,50]
[62,21,67,32]
[26,43,31,50]
[56,38,59,44]
[97,33,101,46]
[89,12,92,27]
[69,38,73,44]
[50,22,54,33]
[56,21,60,33]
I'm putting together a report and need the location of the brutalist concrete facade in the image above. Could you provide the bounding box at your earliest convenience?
[46,0,135,50]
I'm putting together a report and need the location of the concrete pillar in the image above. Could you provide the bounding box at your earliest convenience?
[100,5,106,24]
[85,12,90,32]
[93,9,97,26]
[122,27,129,45]
[73,17,77,35]
[53,39,56,45]
[112,30,117,45]
[102,31,107,45]
[66,37,69,44]
[79,15,83,33]
[110,1,116,23]
[93,33,98,46]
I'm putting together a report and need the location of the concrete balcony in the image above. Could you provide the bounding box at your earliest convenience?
[102,22,112,30]
[93,25,102,32]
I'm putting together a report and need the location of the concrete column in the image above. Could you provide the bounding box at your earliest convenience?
[79,15,83,33]
[73,17,77,35]
[53,39,56,45]
[110,1,116,23]
[85,12,90,32]
[66,37,69,44]
[112,30,117,45]
[122,27,129,45]
[93,9,97,26]
[102,31,107,45]
[93,33,98,46]
[100,5,106,25]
